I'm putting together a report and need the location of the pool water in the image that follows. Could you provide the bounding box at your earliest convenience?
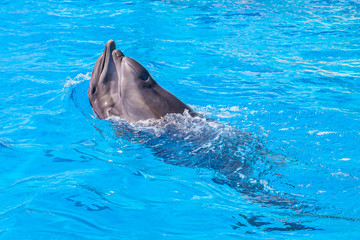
[0,0,359,239]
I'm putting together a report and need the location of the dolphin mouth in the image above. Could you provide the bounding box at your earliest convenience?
[102,40,125,73]
[112,49,125,63]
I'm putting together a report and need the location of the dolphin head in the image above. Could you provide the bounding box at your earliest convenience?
[88,40,194,122]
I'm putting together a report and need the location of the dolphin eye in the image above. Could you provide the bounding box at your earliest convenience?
[144,76,156,88]
[139,71,149,81]
[92,86,96,95]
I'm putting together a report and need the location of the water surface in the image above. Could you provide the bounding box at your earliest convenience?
[0,0,359,239]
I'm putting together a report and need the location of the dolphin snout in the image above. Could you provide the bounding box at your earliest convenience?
[104,40,125,66]
[112,49,124,59]
[105,39,116,53]
[102,40,116,70]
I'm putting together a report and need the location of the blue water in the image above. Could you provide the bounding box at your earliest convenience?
[0,0,359,239]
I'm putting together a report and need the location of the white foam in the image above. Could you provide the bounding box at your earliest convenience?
[316,131,337,135]
[63,72,91,89]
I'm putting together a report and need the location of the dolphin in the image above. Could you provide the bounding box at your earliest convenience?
[85,41,342,227]
[88,40,195,122]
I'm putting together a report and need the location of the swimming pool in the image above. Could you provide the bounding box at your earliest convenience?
[0,0,359,239]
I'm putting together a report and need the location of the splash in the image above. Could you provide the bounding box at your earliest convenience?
[63,73,91,90]
[107,111,305,209]
[64,73,94,116]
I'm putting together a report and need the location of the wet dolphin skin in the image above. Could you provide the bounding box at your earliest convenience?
[88,40,194,122]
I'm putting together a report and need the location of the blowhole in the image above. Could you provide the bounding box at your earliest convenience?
[92,86,96,95]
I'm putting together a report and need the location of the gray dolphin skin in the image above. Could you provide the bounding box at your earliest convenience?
[88,40,195,122]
